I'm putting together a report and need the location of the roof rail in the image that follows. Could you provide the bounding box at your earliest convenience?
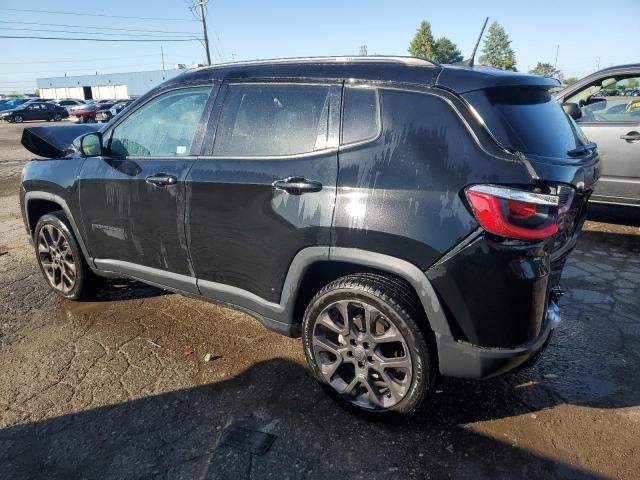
[196,55,437,71]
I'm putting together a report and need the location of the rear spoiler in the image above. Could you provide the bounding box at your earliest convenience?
[21,124,101,159]
[436,66,560,94]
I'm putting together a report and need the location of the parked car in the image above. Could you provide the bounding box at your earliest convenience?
[0,101,68,123]
[0,98,29,111]
[95,100,133,123]
[67,102,114,123]
[19,57,599,416]
[56,99,86,111]
[555,63,640,207]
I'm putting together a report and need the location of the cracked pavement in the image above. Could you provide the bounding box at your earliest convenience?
[0,122,639,479]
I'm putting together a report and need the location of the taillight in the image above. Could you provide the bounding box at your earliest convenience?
[465,185,561,241]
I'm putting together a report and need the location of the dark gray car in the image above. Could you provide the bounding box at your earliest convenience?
[556,64,640,207]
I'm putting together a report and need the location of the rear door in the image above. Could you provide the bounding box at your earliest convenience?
[79,85,216,293]
[186,81,340,303]
[41,103,55,120]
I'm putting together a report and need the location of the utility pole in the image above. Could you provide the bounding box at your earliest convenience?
[161,46,165,70]
[554,44,559,70]
[193,0,212,65]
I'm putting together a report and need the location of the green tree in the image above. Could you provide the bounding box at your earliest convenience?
[529,62,560,78]
[478,21,517,71]
[625,78,639,88]
[564,77,578,86]
[408,21,435,60]
[432,37,463,63]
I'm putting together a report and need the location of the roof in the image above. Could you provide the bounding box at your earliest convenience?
[555,63,640,99]
[591,63,640,74]
[160,56,558,94]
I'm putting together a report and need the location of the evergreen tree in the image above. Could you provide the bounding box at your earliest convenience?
[433,37,463,63]
[408,21,436,60]
[478,21,517,71]
[529,62,560,77]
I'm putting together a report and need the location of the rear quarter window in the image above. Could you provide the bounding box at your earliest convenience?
[341,87,379,144]
[464,87,588,159]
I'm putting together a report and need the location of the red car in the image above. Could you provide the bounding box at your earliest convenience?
[67,102,114,123]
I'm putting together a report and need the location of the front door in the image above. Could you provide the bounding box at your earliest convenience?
[22,104,43,121]
[569,75,640,205]
[186,82,340,304]
[79,85,216,293]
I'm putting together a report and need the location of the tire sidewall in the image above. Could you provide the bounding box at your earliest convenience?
[34,213,87,300]
[13,115,23,123]
[302,286,431,416]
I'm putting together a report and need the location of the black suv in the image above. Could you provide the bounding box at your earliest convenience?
[19,57,600,416]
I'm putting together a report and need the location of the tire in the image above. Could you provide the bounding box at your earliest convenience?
[34,211,99,300]
[53,113,62,122]
[302,273,435,417]
[13,114,23,123]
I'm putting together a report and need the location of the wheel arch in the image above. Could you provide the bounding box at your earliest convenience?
[24,191,94,269]
[288,247,453,341]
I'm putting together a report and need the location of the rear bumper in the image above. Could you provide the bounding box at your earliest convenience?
[437,301,561,379]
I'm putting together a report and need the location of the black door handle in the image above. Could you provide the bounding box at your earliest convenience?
[620,131,640,142]
[273,176,323,194]
[146,173,177,187]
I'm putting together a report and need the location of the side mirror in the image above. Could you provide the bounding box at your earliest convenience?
[80,132,103,157]
[561,102,582,120]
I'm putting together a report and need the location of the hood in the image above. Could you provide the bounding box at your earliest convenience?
[21,124,101,158]
[0,106,26,115]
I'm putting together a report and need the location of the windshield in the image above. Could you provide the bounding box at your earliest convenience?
[465,86,589,159]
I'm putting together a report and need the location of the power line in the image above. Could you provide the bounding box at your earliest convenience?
[0,62,174,76]
[0,35,199,43]
[0,7,198,22]
[2,53,188,65]
[0,26,200,39]
[0,20,200,35]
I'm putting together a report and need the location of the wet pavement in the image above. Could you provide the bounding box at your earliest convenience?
[0,122,639,479]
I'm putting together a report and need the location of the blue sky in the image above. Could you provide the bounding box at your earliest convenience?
[1,0,638,94]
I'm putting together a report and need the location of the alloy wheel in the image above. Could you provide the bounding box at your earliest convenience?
[37,224,76,294]
[53,114,61,121]
[311,299,413,410]
[13,115,23,123]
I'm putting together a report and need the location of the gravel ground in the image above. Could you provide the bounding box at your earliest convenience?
[0,121,639,479]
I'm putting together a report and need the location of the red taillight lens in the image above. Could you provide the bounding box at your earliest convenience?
[466,186,559,241]
[507,199,537,219]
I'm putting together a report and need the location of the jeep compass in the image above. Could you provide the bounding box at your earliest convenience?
[19,57,600,416]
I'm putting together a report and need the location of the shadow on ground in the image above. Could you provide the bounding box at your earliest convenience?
[0,358,607,480]
[587,203,640,227]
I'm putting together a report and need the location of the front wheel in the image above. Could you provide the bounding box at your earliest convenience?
[34,212,98,300]
[12,114,23,123]
[53,113,62,121]
[302,274,435,417]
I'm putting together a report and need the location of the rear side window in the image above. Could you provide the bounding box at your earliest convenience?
[341,87,379,144]
[214,84,330,156]
[465,87,588,159]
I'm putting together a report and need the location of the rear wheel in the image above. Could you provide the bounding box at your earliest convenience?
[34,212,98,300]
[302,274,435,416]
